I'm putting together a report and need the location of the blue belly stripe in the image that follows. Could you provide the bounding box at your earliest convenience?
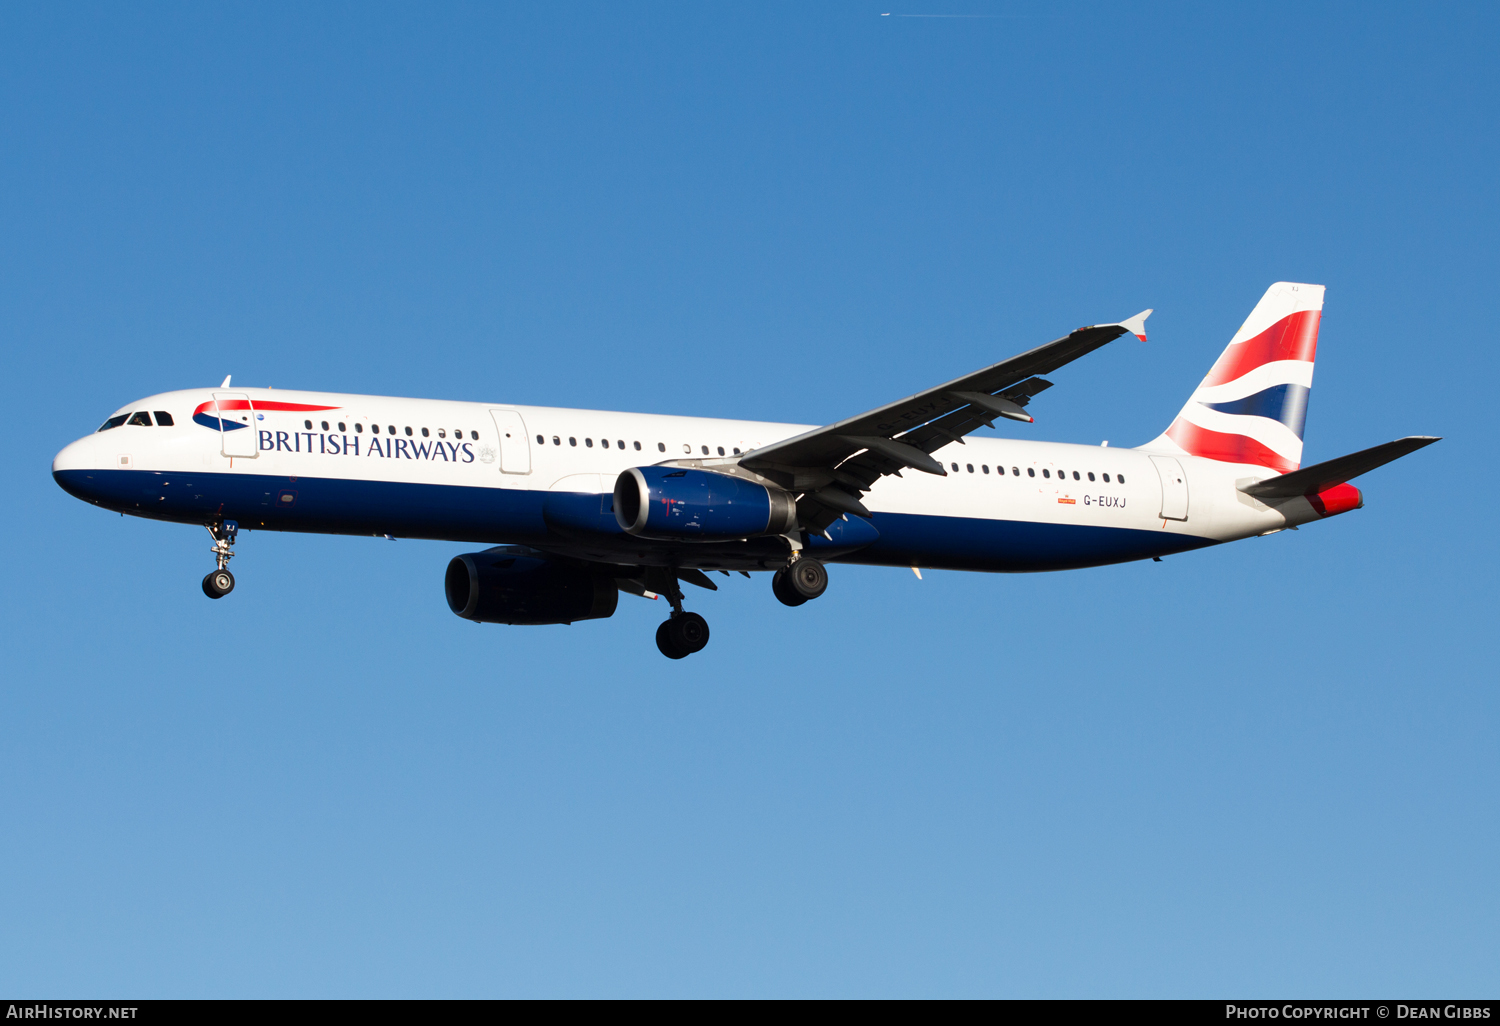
[54,469,1214,572]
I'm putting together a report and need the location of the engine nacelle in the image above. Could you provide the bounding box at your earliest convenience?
[445,549,618,625]
[613,467,797,541]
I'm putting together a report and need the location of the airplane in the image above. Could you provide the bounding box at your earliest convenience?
[52,282,1437,659]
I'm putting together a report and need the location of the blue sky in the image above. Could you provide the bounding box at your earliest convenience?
[1,1,1496,997]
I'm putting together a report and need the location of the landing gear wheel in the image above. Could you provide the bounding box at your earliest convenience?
[656,613,709,659]
[666,612,710,655]
[202,568,235,599]
[772,568,807,607]
[656,620,688,659]
[787,557,828,601]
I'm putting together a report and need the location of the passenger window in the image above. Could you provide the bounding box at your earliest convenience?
[683,444,691,453]
[1027,467,1035,477]
[304,420,313,429]
[1118,474,1125,484]
[154,412,175,427]
[586,438,593,447]
[128,411,152,427]
[732,447,740,455]
[966,464,974,473]
[569,437,577,446]
[421,428,429,437]
[717,446,725,456]
[1012,467,1019,476]
[600,439,609,448]
[1087,472,1095,482]
[634,441,642,451]
[1073,471,1080,480]
[322,420,330,431]
[470,431,478,440]
[372,424,380,434]
[618,440,625,449]
[390,426,397,435]
[437,428,445,438]
[951,462,959,472]
[98,415,128,432]
[1102,473,1109,482]
[1043,469,1050,478]
[339,422,347,432]
[982,465,989,474]
[553,436,560,445]
[659,443,666,452]
[702,445,709,455]
[355,423,363,433]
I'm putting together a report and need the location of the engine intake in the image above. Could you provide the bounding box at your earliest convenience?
[614,467,796,541]
[445,549,618,625]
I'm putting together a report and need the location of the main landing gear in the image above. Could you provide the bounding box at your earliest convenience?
[201,520,238,600]
[652,570,711,660]
[772,556,827,607]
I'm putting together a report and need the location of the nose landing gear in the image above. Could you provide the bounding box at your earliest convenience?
[201,520,238,599]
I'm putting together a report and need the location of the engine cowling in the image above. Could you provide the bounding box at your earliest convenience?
[445,549,618,625]
[613,467,797,541]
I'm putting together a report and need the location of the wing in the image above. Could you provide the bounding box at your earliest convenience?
[740,309,1151,533]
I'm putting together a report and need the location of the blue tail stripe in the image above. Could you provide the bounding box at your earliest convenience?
[1200,383,1309,438]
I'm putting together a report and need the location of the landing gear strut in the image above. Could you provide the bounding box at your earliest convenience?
[202,520,238,600]
[651,569,711,659]
[772,556,827,607]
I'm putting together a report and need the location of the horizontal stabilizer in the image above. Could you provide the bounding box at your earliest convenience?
[1240,436,1441,498]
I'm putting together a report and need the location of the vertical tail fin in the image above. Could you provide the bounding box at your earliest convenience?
[1142,282,1324,473]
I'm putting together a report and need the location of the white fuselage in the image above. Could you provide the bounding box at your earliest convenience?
[53,386,1326,573]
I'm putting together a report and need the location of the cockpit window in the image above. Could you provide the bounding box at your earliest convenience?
[127,411,152,427]
[153,411,174,426]
[97,415,129,432]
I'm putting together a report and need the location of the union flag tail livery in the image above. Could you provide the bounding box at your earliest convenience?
[51,282,1438,659]
[1145,282,1323,473]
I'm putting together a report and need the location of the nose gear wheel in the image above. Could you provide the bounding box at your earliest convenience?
[202,569,235,599]
[202,520,239,599]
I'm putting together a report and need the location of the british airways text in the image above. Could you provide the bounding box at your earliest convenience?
[258,431,475,462]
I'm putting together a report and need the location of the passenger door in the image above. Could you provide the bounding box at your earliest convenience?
[489,409,532,475]
[212,392,258,458]
[1149,455,1189,521]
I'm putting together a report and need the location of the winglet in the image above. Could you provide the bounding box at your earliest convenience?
[220,375,232,388]
[1118,309,1152,342]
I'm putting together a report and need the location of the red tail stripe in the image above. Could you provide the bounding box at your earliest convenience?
[1200,309,1321,387]
[1165,419,1298,473]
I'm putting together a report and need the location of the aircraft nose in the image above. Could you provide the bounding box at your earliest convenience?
[53,435,104,474]
[52,433,119,506]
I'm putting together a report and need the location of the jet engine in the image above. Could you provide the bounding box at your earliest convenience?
[445,548,618,625]
[613,467,797,541]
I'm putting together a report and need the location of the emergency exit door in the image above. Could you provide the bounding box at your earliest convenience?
[212,392,258,458]
[489,409,532,475]
[1149,455,1189,521]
